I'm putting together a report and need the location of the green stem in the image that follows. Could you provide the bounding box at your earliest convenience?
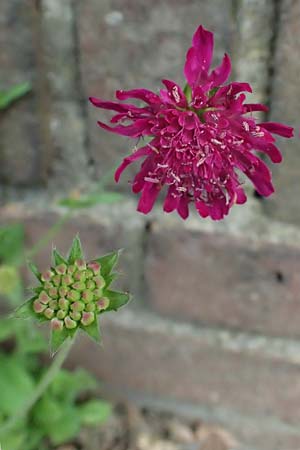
[0,338,74,435]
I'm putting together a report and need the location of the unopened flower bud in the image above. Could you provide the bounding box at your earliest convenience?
[33,300,46,313]
[44,308,54,319]
[85,302,96,312]
[57,309,68,320]
[72,282,86,291]
[59,286,68,297]
[67,289,81,302]
[71,300,85,312]
[55,264,67,275]
[39,291,50,304]
[58,298,69,310]
[51,318,63,331]
[64,316,77,329]
[49,300,58,310]
[88,261,101,274]
[75,259,86,271]
[62,275,73,286]
[70,311,81,321]
[97,297,110,311]
[52,275,61,287]
[94,276,105,288]
[49,287,58,298]
[41,270,53,282]
[86,280,96,290]
[81,311,95,326]
[82,290,94,303]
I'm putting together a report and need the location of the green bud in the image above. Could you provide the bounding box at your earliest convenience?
[44,308,54,319]
[85,269,94,279]
[41,270,53,282]
[62,275,73,286]
[55,264,67,275]
[74,271,86,282]
[70,311,81,321]
[82,290,94,303]
[49,300,58,310]
[86,280,96,290]
[93,288,103,299]
[67,265,76,274]
[39,291,50,304]
[85,302,96,312]
[72,282,86,291]
[49,287,58,298]
[88,261,101,274]
[81,311,95,326]
[52,274,61,287]
[71,301,85,312]
[64,316,77,329]
[33,300,46,314]
[58,298,69,310]
[75,259,86,271]
[44,281,53,290]
[51,318,63,331]
[67,290,81,302]
[93,276,105,288]
[57,309,67,320]
[59,286,68,297]
[96,297,110,311]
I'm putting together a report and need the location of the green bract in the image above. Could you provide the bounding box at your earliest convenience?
[15,236,130,353]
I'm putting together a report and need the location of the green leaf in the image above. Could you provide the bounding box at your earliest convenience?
[0,82,31,110]
[0,428,27,450]
[50,368,97,403]
[0,223,24,264]
[52,248,67,266]
[47,406,80,445]
[81,316,101,343]
[27,261,41,281]
[104,290,130,312]
[14,298,37,320]
[79,399,111,426]
[0,354,35,416]
[59,191,123,209]
[104,272,118,288]
[96,250,122,277]
[67,235,83,264]
[50,328,71,355]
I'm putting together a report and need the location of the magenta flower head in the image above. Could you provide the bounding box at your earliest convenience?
[15,236,129,353]
[90,25,294,220]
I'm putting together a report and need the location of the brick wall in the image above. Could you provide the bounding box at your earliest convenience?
[1,1,300,449]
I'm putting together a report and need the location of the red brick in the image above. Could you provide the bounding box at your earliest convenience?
[68,309,300,450]
[145,227,300,339]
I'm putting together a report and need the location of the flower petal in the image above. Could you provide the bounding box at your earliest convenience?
[259,122,294,138]
[137,183,160,214]
[97,119,152,137]
[161,80,187,107]
[116,88,161,105]
[115,145,153,182]
[184,25,214,86]
[208,53,231,87]
[244,103,269,113]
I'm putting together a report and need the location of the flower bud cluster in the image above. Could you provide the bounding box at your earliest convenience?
[33,259,110,331]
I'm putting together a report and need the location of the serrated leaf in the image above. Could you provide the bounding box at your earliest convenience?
[0,82,31,110]
[95,250,122,277]
[104,290,130,311]
[52,248,67,266]
[50,328,71,355]
[59,191,123,209]
[27,261,41,281]
[67,235,83,264]
[79,399,111,426]
[81,316,101,343]
[14,298,37,320]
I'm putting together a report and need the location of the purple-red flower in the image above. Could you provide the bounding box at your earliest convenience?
[90,25,293,220]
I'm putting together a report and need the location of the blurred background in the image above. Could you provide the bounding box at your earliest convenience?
[1,0,300,449]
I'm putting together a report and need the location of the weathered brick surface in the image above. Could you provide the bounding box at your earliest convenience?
[0,1,42,186]
[77,0,234,183]
[144,223,300,339]
[69,309,300,450]
[264,0,300,225]
[234,0,274,105]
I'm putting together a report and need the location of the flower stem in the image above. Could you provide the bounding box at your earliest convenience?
[0,337,74,435]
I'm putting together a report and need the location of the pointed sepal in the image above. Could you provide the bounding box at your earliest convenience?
[52,248,68,266]
[14,297,38,319]
[28,261,41,281]
[82,316,101,343]
[50,326,72,355]
[104,289,130,312]
[95,249,122,277]
[68,235,83,264]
